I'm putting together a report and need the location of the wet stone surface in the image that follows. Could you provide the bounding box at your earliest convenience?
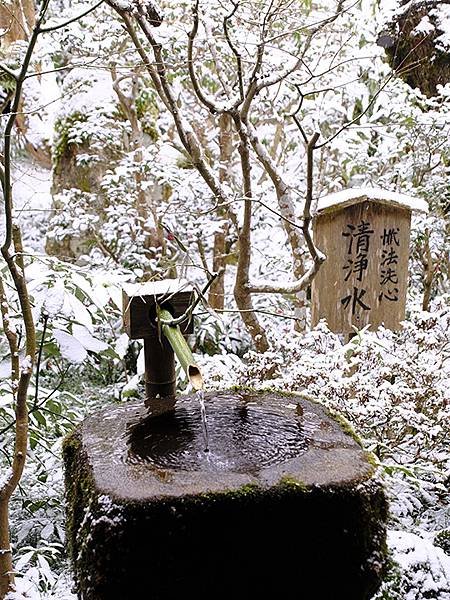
[80,391,369,497]
[128,397,309,472]
[63,390,388,600]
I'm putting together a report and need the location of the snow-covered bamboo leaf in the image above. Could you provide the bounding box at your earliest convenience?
[53,329,88,363]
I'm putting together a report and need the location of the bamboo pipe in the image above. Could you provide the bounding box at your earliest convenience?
[157,307,203,391]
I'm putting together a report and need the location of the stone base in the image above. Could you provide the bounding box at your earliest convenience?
[63,391,388,600]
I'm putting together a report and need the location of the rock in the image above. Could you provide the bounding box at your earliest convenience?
[63,391,388,600]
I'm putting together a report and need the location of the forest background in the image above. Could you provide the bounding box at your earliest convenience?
[0,0,449,598]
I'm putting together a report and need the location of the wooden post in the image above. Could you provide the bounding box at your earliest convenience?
[311,189,428,334]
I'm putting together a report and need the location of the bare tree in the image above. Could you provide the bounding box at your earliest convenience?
[0,2,105,595]
[107,0,363,349]
[110,63,166,254]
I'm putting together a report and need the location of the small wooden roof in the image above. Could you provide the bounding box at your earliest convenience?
[316,187,429,215]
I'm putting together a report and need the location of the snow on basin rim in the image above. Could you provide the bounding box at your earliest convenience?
[316,187,429,214]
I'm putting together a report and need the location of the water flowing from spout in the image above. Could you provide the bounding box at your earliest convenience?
[196,389,209,453]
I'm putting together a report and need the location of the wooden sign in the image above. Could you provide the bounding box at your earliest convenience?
[311,189,428,334]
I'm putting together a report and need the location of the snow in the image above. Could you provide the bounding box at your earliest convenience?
[72,324,108,353]
[412,16,435,36]
[23,68,60,148]
[2,162,53,254]
[20,355,33,375]
[114,333,130,359]
[123,278,193,299]
[388,530,450,599]
[390,2,450,52]
[56,68,116,120]
[41,279,65,317]
[5,571,77,600]
[53,329,87,363]
[0,467,12,489]
[434,5,450,51]
[66,292,93,330]
[108,0,134,10]
[316,187,429,214]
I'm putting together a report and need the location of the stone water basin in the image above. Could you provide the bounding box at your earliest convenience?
[63,390,388,599]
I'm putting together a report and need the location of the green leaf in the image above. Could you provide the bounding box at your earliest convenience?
[33,410,47,427]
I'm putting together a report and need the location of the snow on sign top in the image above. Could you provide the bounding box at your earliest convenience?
[316,187,429,215]
[123,279,193,298]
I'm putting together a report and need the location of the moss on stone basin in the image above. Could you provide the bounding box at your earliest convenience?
[63,390,388,600]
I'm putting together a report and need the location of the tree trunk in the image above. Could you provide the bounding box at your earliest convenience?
[209,113,232,309]
[0,499,13,598]
[0,0,35,46]
[421,231,434,311]
[233,115,269,352]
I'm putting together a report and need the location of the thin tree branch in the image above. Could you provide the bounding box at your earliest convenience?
[205,19,232,98]
[263,0,350,45]
[223,2,244,104]
[316,33,432,149]
[113,7,170,110]
[187,0,219,114]
[315,72,396,148]
[158,270,222,326]
[38,0,105,33]
[32,314,48,411]
[196,236,211,275]
[128,11,229,208]
[246,132,325,294]
[197,307,305,322]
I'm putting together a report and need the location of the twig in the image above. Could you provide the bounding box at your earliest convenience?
[197,308,305,322]
[38,0,105,33]
[33,314,48,411]
[158,270,223,326]
[187,0,218,114]
[223,2,244,103]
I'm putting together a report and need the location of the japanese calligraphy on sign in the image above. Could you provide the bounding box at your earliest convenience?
[311,195,418,334]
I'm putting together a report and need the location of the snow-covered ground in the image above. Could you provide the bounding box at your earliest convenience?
[1,0,449,598]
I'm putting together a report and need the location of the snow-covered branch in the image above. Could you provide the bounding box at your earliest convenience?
[38,0,105,33]
[187,0,220,115]
[0,63,18,81]
[245,131,325,295]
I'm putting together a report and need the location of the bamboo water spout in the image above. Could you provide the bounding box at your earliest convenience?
[157,306,203,392]
[122,279,202,412]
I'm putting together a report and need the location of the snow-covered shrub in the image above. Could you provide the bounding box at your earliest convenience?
[0,256,136,598]
[374,531,450,600]
[0,256,132,457]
